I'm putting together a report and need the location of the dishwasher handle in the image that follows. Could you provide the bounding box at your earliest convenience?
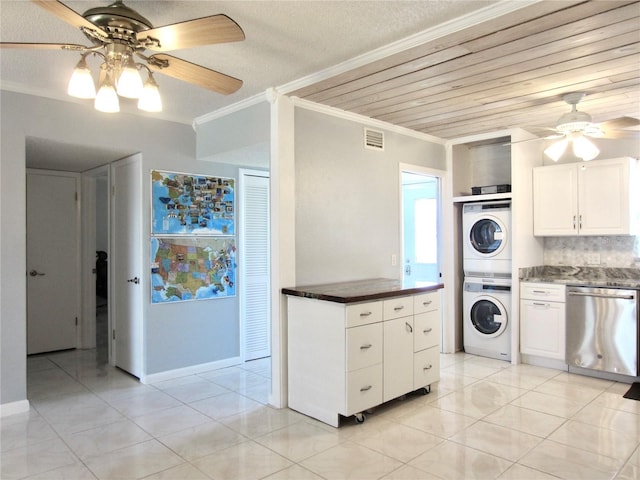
[567,291,636,300]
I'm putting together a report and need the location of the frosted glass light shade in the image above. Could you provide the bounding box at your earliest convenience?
[573,136,599,161]
[67,65,96,99]
[544,139,568,162]
[138,77,162,112]
[94,83,120,113]
[116,59,143,98]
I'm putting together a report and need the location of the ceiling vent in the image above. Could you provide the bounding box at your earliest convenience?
[364,128,384,151]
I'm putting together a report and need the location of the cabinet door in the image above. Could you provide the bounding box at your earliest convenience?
[520,300,565,360]
[533,163,578,236]
[383,316,414,402]
[578,158,631,235]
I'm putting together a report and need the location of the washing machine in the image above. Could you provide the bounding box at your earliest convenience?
[463,276,511,361]
[462,200,511,277]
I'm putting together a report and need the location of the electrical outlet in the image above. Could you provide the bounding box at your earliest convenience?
[585,253,601,265]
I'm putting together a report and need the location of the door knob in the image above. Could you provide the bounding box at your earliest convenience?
[127,277,140,284]
[29,270,45,277]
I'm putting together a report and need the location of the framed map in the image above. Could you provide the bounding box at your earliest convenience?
[151,170,234,235]
[150,237,236,303]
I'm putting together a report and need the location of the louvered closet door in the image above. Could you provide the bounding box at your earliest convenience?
[240,171,271,361]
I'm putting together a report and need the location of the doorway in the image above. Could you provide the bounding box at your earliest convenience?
[401,169,441,284]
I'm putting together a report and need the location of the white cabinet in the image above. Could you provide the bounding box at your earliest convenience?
[533,157,638,236]
[520,282,566,361]
[287,289,441,427]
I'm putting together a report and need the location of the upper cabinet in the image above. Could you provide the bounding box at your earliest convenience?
[533,157,639,236]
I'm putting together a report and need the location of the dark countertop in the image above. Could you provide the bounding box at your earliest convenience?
[520,266,640,289]
[282,278,444,304]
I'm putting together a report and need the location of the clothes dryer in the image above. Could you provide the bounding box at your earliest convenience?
[463,276,511,361]
[462,200,511,277]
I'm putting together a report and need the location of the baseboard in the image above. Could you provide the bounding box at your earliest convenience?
[0,399,30,418]
[140,356,242,384]
[520,354,568,371]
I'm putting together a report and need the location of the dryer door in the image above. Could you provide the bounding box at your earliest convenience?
[469,295,508,339]
[468,216,506,257]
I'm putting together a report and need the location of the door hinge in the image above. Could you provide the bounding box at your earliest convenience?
[112,330,116,340]
[75,317,78,326]
[75,191,79,201]
[112,185,116,196]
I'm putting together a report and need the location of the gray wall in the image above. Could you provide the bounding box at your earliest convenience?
[0,91,251,406]
[294,108,446,285]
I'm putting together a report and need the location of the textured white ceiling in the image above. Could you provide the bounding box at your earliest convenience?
[1,0,498,125]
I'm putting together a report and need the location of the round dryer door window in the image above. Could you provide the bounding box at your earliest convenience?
[469,217,506,256]
[470,296,508,338]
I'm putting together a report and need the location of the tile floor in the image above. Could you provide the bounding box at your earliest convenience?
[2,350,639,479]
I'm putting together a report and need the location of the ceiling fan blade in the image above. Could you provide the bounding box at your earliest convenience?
[598,116,640,130]
[504,134,564,146]
[147,54,242,95]
[31,0,107,36]
[138,15,245,51]
[591,130,640,140]
[0,42,88,51]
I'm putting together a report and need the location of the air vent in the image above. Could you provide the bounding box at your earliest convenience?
[364,128,384,151]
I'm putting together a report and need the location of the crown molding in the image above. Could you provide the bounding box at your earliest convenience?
[292,96,446,145]
[192,91,269,128]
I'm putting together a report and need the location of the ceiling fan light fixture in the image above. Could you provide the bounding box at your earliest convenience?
[116,56,143,98]
[573,136,599,161]
[94,74,120,113]
[544,139,568,162]
[67,57,96,99]
[138,74,162,112]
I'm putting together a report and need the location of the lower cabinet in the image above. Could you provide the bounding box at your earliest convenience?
[287,290,441,427]
[520,282,566,361]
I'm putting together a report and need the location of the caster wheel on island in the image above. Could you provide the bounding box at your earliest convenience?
[354,413,366,424]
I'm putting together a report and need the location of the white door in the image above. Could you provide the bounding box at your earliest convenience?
[111,154,143,377]
[239,170,271,361]
[26,170,80,354]
[401,171,440,283]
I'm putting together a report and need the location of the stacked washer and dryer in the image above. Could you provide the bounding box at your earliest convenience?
[462,201,512,361]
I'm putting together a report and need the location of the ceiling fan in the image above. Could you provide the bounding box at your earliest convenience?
[0,0,245,112]
[540,92,640,141]
[511,93,639,161]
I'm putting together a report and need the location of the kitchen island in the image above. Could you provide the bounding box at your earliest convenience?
[283,278,444,427]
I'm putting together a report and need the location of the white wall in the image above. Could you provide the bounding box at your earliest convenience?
[294,107,446,285]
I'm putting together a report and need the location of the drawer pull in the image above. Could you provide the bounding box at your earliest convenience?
[423,364,433,371]
[394,306,405,311]
[360,311,372,317]
[533,302,549,308]
[360,343,372,350]
[406,322,413,333]
[532,290,549,295]
[360,385,372,392]
[423,328,433,333]
[422,300,432,306]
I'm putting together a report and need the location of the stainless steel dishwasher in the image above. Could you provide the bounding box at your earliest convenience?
[566,286,638,376]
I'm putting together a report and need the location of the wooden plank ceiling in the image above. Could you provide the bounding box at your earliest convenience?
[289,0,640,140]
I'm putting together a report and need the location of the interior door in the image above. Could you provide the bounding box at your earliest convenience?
[26,170,80,354]
[240,170,271,361]
[401,171,439,282]
[111,154,143,377]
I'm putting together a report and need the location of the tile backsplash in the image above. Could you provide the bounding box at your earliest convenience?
[544,236,640,268]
